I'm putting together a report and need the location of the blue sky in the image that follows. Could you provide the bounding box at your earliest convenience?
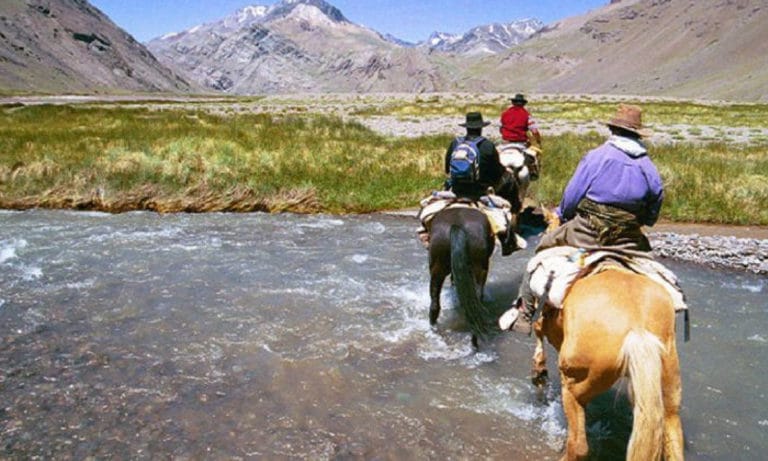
[91,0,608,43]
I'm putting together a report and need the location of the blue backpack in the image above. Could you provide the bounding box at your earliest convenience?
[449,136,484,184]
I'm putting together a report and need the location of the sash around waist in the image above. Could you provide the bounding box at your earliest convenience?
[576,198,645,245]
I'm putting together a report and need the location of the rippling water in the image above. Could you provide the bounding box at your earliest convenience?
[0,210,766,459]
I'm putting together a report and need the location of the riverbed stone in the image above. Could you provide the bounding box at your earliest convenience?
[650,232,768,275]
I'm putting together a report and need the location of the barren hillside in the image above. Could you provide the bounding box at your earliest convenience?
[0,0,194,93]
[480,0,768,101]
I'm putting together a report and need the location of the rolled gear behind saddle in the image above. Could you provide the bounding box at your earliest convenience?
[478,193,527,253]
[415,191,526,253]
[497,143,529,181]
[415,191,457,247]
[524,145,542,180]
[498,143,542,182]
[525,246,688,312]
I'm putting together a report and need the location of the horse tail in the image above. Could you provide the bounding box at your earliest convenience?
[449,225,491,340]
[619,330,665,461]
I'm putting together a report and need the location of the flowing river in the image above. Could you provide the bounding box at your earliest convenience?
[1,210,766,460]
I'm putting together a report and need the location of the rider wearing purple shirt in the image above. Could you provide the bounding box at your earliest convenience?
[557,135,663,227]
[505,104,664,334]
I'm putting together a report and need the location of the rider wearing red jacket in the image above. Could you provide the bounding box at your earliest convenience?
[500,93,541,146]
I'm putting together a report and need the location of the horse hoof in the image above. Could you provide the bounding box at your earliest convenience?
[531,369,548,388]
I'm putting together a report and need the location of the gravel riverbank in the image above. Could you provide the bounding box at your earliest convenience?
[650,232,768,275]
[389,209,768,275]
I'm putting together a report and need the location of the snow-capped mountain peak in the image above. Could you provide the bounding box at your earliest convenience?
[220,5,269,29]
[237,5,269,22]
[426,31,463,48]
[264,0,348,24]
[423,18,544,55]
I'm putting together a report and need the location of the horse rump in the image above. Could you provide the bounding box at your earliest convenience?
[427,207,494,347]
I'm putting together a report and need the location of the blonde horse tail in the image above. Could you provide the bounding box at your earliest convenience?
[619,330,665,461]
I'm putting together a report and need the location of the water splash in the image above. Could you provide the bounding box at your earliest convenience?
[0,238,26,263]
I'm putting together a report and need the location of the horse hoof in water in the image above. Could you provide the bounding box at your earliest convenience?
[531,369,548,388]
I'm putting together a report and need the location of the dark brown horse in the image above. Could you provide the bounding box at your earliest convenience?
[428,206,496,348]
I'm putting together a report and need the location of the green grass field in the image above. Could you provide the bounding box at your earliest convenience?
[1,100,766,224]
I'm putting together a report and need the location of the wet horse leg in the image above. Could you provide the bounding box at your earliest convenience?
[559,374,589,461]
[558,341,615,460]
[429,265,449,326]
[532,318,549,387]
[662,341,684,460]
[533,308,562,388]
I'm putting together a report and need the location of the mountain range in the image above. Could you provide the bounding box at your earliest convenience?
[487,0,768,102]
[145,0,543,94]
[1,0,766,101]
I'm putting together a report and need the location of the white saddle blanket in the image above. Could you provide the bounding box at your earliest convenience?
[528,246,688,312]
[498,144,527,169]
[497,144,529,184]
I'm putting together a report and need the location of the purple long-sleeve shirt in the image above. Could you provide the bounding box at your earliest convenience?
[557,136,664,226]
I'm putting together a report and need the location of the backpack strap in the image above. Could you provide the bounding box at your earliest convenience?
[467,136,485,148]
[457,136,485,146]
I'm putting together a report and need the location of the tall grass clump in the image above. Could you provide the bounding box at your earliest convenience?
[528,135,768,225]
[1,103,765,224]
[0,105,447,213]
[652,142,768,224]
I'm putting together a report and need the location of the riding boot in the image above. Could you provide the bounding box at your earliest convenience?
[498,272,536,334]
[416,226,430,249]
[509,296,535,334]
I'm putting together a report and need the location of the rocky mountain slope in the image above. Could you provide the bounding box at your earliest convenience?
[147,0,767,101]
[0,0,194,94]
[147,0,440,93]
[2,0,765,101]
[477,0,768,101]
[146,0,543,94]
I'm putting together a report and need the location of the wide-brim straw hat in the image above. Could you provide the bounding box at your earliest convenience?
[510,93,528,105]
[606,103,653,137]
[459,112,491,129]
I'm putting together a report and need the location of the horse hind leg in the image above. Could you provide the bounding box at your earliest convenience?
[558,342,618,460]
[429,266,448,326]
[531,318,549,388]
[470,258,485,350]
[559,375,589,461]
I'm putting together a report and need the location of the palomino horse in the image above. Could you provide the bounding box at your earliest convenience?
[531,212,684,460]
[428,206,496,348]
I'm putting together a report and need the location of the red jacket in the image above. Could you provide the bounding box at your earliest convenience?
[500,106,537,142]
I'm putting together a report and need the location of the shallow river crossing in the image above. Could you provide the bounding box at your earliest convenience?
[0,210,766,459]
